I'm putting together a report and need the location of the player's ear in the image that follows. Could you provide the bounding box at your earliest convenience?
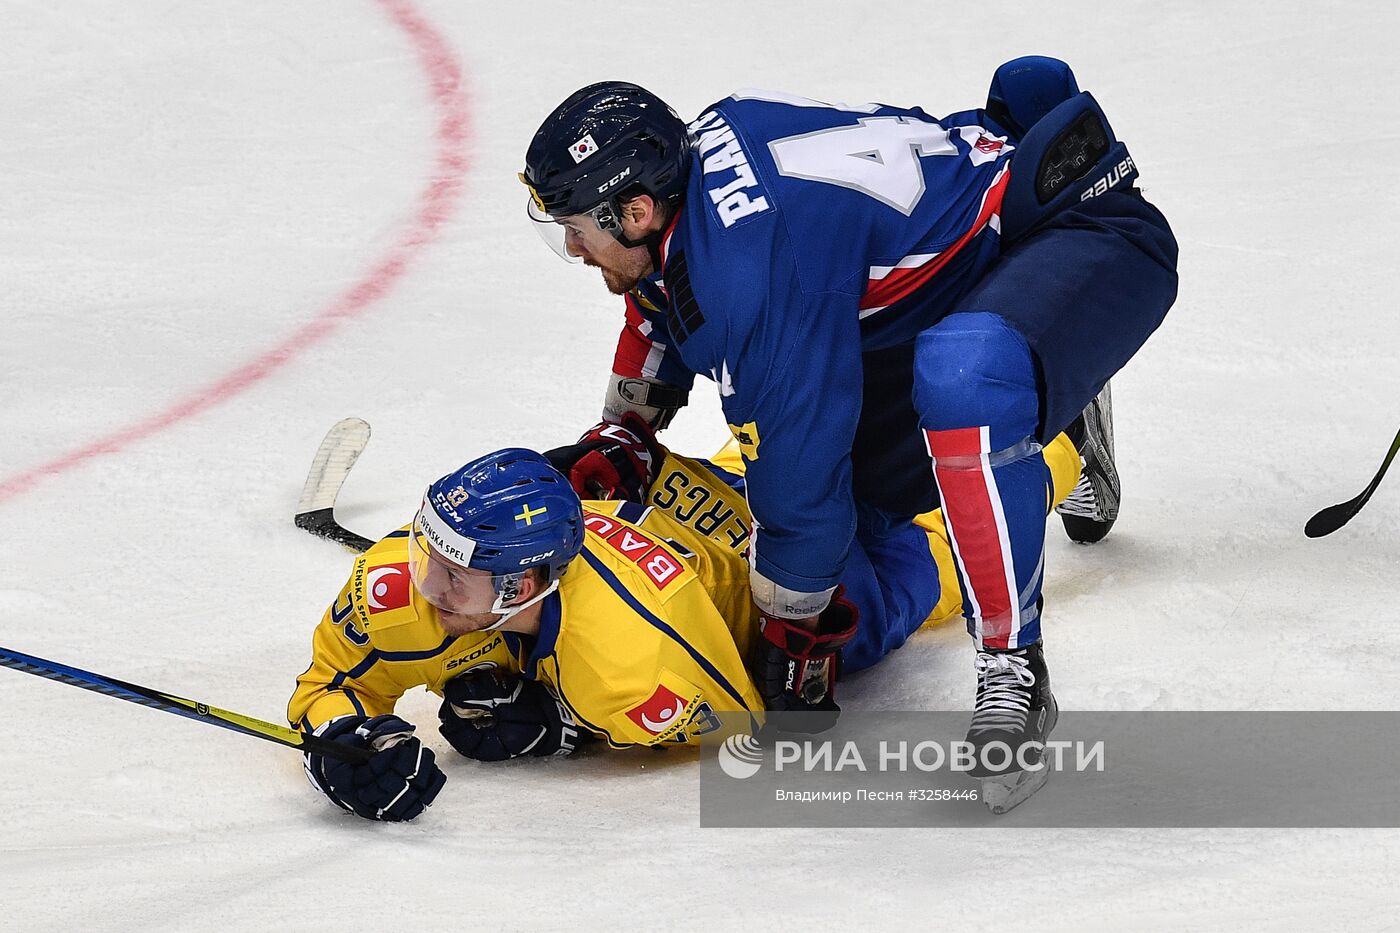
[514,568,549,604]
[620,194,658,234]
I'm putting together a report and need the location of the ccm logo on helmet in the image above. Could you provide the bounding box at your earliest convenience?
[518,550,556,567]
[597,166,632,194]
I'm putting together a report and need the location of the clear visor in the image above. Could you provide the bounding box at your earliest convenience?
[408,522,525,618]
[526,197,621,264]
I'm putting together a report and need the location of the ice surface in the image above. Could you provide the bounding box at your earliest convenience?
[3,1,1399,929]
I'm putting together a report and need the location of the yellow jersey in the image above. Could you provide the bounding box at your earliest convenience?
[287,453,766,747]
[289,439,1079,748]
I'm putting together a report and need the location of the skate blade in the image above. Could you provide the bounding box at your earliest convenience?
[981,766,1050,815]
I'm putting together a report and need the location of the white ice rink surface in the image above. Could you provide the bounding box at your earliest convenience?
[3,1,1399,929]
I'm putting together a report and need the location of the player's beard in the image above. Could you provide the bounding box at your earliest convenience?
[586,243,652,295]
[436,609,503,635]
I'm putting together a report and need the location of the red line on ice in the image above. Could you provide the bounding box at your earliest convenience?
[0,0,469,506]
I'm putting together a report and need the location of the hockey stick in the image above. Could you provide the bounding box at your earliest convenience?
[295,417,376,552]
[0,645,373,764]
[1306,425,1400,538]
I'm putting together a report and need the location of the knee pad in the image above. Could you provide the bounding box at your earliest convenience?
[914,312,1040,446]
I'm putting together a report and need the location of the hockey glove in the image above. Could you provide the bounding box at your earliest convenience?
[438,669,580,762]
[755,588,859,735]
[543,412,663,502]
[304,714,446,822]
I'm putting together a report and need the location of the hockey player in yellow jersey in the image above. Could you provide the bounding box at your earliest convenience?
[292,426,1080,822]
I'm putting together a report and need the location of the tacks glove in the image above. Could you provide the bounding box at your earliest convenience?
[755,588,859,735]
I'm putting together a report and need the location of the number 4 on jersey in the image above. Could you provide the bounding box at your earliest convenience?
[769,116,959,215]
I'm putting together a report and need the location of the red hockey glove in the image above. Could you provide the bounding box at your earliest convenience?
[544,412,664,502]
[755,587,859,735]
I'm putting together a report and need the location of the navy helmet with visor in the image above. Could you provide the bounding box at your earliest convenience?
[521,81,690,260]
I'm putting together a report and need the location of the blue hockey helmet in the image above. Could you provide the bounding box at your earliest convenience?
[521,81,690,258]
[410,449,583,625]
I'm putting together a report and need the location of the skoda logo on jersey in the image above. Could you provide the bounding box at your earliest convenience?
[569,133,599,164]
[717,734,765,780]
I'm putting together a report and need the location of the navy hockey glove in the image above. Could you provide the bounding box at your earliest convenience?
[544,412,663,502]
[755,588,859,735]
[438,669,580,762]
[304,714,446,822]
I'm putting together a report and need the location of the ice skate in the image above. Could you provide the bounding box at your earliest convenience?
[1056,382,1120,544]
[966,643,1058,814]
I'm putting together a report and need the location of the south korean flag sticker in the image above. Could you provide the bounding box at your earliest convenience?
[569,133,599,164]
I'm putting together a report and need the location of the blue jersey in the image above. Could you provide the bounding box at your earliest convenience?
[614,88,1016,599]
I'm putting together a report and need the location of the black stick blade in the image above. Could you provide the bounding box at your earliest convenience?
[1306,426,1400,538]
[1305,497,1367,538]
[295,507,375,553]
[294,418,377,553]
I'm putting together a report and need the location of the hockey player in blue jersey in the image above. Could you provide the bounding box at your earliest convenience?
[520,57,1178,805]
